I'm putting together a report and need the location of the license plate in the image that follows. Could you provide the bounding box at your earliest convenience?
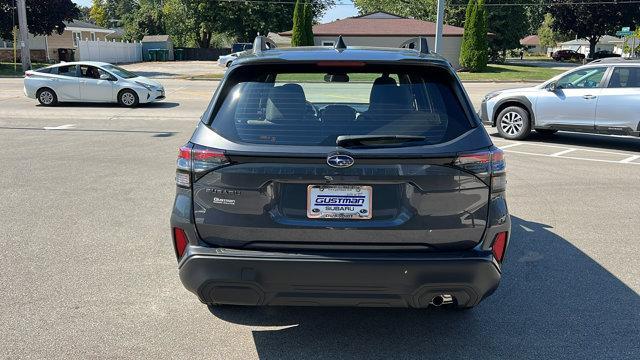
[307,185,372,220]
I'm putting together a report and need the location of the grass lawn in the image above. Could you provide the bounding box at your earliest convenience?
[457,64,564,81]
[0,62,48,77]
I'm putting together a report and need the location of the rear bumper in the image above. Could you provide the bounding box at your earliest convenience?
[178,247,501,308]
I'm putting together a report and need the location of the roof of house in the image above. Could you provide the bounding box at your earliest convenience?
[63,20,111,32]
[141,35,172,42]
[520,35,540,46]
[560,35,621,46]
[279,12,465,37]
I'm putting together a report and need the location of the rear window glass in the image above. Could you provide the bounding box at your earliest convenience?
[209,64,473,147]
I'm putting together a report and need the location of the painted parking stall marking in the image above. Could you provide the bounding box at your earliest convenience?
[493,139,640,165]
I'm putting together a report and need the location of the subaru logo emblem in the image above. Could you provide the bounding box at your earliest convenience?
[327,154,354,168]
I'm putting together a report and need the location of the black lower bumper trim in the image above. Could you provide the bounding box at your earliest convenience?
[179,249,501,308]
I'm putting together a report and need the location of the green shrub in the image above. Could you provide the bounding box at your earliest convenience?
[459,0,488,72]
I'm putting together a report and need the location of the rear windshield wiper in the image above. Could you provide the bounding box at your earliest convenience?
[336,135,426,148]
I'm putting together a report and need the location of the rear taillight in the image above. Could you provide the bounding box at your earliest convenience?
[172,227,188,259]
[24,71,32,77]
[492,232,508,262]
[455,148,506,192]
[176,143,229,187]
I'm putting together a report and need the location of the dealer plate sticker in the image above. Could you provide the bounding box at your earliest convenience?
[307,185,372,220]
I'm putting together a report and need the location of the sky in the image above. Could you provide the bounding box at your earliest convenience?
[72,0,359,23]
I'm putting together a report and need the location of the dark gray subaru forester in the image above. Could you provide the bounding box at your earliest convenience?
[171,36,510,309]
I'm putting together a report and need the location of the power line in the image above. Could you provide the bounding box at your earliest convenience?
[206,0,640,5]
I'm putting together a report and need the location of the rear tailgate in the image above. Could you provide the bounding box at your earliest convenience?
[192,152,489,251]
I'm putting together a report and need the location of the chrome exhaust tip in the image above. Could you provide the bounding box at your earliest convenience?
[431,294,454,307]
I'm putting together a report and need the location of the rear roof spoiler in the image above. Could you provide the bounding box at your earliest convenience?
[253,36,277,54]
[399,37,430,54]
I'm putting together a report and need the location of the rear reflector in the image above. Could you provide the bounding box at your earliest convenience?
[173,228,188,259]
[492,232,508,262]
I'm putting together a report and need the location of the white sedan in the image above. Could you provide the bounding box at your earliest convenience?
[24,61,165,107]
[217,51,246,67]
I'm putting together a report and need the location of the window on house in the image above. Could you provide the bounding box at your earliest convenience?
[322,41,335,46]
[73,31,82,47]
[90,32,96,41]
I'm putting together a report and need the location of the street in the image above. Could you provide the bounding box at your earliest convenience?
[1,78,639,359]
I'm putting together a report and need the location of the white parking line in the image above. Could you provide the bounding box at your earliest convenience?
[43,124,75,130]
[498,143,522,150]
[504,149,640,165]
[620,155,640,163]
[550,148,576,157]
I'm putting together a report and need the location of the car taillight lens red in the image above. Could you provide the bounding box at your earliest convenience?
[176,143,228,187]
[173,227,188,259]
[492,232,508,262]
[455,148,506,192]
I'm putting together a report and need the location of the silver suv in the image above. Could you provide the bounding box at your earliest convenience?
[480,60,640,140]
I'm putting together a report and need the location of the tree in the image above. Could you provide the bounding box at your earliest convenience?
[122,0,165,41]
[291,0,306,46]
[0,0,80,39]
[550,1,640,58]
[459,0,488,72]
[353,0,466,27]
[89,0,108,27]
[304,2,315,46]
[537,13,557,50]
[524,0,548,35]
[485,1,529,62]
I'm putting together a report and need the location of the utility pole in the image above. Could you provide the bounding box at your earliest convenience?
[16,0,31,71]
[435,0,445,53]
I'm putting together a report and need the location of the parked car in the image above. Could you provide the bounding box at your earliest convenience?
[552,49,585,61]
[591,50,621,60]
[24,61,164,107]
[217,51,244,67]
[231,42,253,53]
[171,36,511,310]
[480,60,640,140]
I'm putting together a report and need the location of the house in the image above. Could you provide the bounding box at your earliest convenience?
[558,35,621,56]
[0,20,114,63]
[520,35,546,54]
[279,12,467,68]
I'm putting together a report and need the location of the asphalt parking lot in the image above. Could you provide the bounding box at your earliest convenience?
[1,78,639,359]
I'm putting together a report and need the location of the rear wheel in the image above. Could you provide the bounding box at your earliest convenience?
[37,88,57,106]
[497,106,531,140]
[118,89,139,108]
[536,128,557,136]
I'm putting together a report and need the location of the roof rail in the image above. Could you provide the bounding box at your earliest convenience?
[399,37,430,54]
[334,35,347,51]
[253,36,277,54]
[589,57,640,64]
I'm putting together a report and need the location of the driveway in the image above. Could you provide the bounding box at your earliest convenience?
[120,61,226,79]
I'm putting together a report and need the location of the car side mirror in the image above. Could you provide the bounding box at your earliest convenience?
[100,74,111,80]
[548,82,557,92]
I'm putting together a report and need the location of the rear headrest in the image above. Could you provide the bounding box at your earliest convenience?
[265,84,307,123]
[369,76,413,112]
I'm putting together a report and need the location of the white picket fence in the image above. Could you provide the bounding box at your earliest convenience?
[77,39,142,64]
